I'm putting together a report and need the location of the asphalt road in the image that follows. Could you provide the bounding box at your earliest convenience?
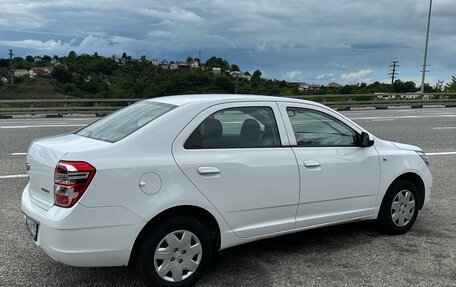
[0,108,455,286]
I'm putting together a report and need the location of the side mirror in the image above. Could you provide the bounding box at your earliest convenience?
[359,132,374,147]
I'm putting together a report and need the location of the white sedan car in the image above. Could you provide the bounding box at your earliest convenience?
[22,94,432,286]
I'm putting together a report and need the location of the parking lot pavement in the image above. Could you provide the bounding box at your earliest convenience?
[0,108,455,286]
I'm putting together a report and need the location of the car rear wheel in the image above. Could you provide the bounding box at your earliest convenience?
[137,216,212,287]
[378,180,419,234]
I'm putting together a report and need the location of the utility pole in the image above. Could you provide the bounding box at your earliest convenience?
[8,49,14,85]
[421,0,432,94]
[389,61,399,86]
[234,74,239,94]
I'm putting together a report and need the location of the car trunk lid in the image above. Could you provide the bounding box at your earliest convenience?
[26,134,109,211]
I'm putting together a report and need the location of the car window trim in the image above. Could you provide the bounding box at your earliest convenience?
[183,105,283,150]
[284,106,360,147]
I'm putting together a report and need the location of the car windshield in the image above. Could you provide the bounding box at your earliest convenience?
[76,101,176,142]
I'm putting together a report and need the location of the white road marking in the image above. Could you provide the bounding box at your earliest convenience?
[11,153,27,155]
[432,127,456,130]
[351,115,456,120]
[0,121,68,125]
[427,152,456,156]
[0,174,28,179]
[371,119,395,122]
[0,124,85,129]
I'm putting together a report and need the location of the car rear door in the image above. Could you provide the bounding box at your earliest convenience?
[278,102,380,228]
[172,102,300,238]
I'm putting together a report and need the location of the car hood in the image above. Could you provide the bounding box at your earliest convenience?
[390,141,421,152]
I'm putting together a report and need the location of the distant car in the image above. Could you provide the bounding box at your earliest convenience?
[22,94,432,286]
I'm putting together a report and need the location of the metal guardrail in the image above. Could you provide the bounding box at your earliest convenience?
[0,93,456,116]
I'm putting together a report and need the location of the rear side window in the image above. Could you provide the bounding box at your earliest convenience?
[76,101,175,142]
[184,106,281,149]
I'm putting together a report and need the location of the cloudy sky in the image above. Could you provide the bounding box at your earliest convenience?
[1,0,455,85]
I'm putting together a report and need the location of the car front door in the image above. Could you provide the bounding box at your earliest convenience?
[172,102,300,238]
[278,102,380,228]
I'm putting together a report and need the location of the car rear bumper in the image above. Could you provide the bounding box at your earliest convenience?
[21,183,145,267]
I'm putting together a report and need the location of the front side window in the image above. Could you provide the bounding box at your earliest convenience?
[286,107,357,146]
[185,106,281,149]
[76,101,175,142]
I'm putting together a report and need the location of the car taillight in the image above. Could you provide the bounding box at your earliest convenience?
[54,161,96,208]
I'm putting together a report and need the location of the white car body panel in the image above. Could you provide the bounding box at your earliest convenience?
[172,102,299,238]
[277,102,380,227]
[20,94,432,267]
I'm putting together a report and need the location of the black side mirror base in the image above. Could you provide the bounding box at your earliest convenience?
[359,132,374,147]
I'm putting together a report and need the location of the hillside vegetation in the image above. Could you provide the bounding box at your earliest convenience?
[0,52,453,100]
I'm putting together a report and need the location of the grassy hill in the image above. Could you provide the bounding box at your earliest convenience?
[0,77,67,100]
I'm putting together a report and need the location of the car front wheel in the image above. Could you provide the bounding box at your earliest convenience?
[137,216,212,287]
[378,180,419,234]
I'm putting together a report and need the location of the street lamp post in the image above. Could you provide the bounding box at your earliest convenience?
[420,0,433,94]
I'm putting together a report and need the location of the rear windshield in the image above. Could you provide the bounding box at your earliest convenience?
[76,101,176,142]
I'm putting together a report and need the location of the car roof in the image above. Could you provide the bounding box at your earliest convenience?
[145,94,325,108]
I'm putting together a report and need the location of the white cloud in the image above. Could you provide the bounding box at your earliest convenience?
[1,0,456,83]
[316,73,335,80]
[138,7,205,24]
[0,39,66,51]
[0,35,148,56]
[284,70,302,81]
[340,69,373,83]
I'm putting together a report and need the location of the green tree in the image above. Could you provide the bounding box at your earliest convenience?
[52,66,73,83]
[231,64,240,71]
[253,69,262,79]
[445,76,456,92]
[205,57,230,71]
[393,80,417,93]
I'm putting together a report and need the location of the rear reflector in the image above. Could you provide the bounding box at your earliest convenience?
[54,161,96,208]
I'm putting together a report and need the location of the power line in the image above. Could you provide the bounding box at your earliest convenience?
[421,0,433,94]
[8,49,14,85]
[388,61,399,85]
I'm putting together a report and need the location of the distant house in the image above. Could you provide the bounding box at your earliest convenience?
[178,62,189,69]
[50,58,57,65]
[14,69,29,77]
[29,68,41,77]
[298,83,310,91]
[189,60,199,69]
[328,82,343,88]
[229,71,252,81]
[43,67,53,74]
[170,63,178,70]
[151,59,159,66]
[160,60,169,69]
[29,67,53,77]
[33,56,42,63]
[212,67,221,75]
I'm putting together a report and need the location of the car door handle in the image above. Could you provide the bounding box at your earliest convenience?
[304,160,321,168]
[197,166,220,175]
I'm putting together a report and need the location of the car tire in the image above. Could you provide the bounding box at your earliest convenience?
[137,216,213,287]
[377,180,419,235]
